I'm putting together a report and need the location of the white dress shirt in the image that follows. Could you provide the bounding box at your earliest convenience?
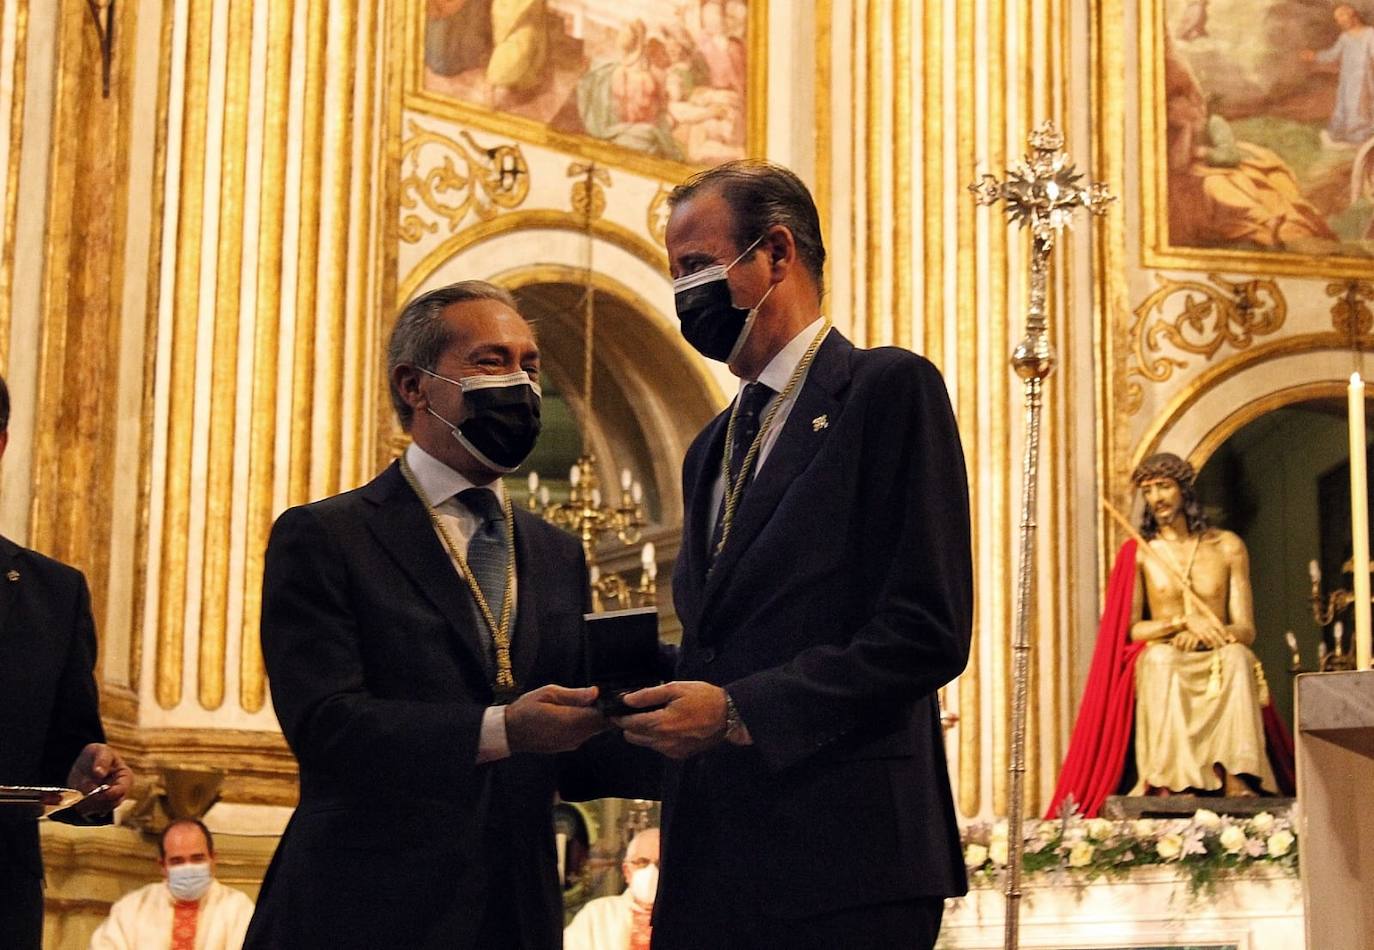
[710,316,830,525]
[404,442,513,763]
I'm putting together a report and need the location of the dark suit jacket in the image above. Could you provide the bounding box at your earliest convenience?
[655,331,973,942]
[0,537,107,921]
[244,462,656,950]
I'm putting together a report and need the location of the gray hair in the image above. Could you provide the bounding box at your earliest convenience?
[386,280,519,430]
[668,159,826,298]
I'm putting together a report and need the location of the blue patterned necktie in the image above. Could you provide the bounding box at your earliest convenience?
[457,487,508,658]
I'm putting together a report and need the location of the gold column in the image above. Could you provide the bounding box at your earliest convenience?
[198,0,256,711]
[30,0,139,650]
[239,0,296,715]
[0,0,30,368]
[920,0,944,369]
[891,0,912,351]
[954,0,982,818]
[288,0,329,506]
[155,0,215,710]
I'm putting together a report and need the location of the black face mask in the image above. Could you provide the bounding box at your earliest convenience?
[422,369,542,474]
[672,236,774,364]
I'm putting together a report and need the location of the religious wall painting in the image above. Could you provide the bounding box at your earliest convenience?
[1143,0,1374,275]
[412,0,765,179]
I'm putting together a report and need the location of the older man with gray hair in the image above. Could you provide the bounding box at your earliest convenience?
[243,281,658,950]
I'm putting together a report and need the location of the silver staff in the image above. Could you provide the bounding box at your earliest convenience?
[969,121,1113,950]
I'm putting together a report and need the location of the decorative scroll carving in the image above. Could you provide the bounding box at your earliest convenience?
[1125,274,1287,414]
[1328,279,1374,339]
[568,162,611,222]
[647,185,672,245]
[398,121,529,244]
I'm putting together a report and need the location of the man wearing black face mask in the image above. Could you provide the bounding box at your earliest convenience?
[244,281,658,950]
[615,161,973,949]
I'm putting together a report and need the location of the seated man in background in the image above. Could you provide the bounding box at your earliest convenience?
[90,819,254,950]
[564,827,660,950]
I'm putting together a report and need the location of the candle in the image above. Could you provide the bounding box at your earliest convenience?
[590,488,602,508]
[621,468,633,491]
[569,464,581,487]
[590,565,600,585]
[631,481,643,504]
[528,471,539,494]
[1350,372,1371,669]
[641,542,655,569]
[1309,559,1321,584]
[539,485,550,506]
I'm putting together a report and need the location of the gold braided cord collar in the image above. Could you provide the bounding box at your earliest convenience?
[399,455,518,692]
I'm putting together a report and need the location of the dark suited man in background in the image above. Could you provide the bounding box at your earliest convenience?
[617,161,973,949]
[244,282,655,950]
[0,374,134,949]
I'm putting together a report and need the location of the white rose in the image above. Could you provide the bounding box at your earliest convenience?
[1086,818,1115,841]
[1067,840,1095,868]
[1267,830,1295,857]
[1156,833,1184,860]
[964,843,989,868]
[1219,825,1248,854]
[1193,809,1222,830]
[989,839,1009,867]
[991,820,1009,843]
[1249,812,1275,834]
[1132,818,1158,837]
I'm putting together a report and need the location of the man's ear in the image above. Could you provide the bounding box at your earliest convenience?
[764,225,796,276]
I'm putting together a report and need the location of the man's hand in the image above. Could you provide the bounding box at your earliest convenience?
[66,743,133,816]
[505,685,607,755]
[613,682,730,759]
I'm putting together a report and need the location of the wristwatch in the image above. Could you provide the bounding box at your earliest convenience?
[723,690,746,743]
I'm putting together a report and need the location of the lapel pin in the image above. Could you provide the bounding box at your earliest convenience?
[812,414,829,432]
[6,570,18,582]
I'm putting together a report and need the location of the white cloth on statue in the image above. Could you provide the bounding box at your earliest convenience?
[564,890,641,950]
[1129,641,1278,794]
[89,879,255,950]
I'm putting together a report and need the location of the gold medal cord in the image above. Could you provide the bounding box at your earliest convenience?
[715,322,831,559]
[399,456,517,691]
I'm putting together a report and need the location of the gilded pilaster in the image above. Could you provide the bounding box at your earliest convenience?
[239,0,295,715]
[0,0,29,369]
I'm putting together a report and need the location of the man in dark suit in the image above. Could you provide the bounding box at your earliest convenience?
[617,161,973,949]
[244,282,655,950]
[0,374,134,950]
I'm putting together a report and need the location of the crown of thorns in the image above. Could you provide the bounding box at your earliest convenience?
[1131,452,1195,487]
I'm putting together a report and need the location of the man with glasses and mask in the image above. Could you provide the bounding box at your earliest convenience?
[615,161,973,949]
[563,826,660,950]
[244,281,656,950]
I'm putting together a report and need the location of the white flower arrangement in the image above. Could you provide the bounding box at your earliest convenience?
[960,807,1298,894]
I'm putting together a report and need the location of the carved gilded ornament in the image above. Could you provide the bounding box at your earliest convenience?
[398,121,529,244]
[567,162,611,222]
[1126,274,1287,414]
[647,185,672,246]
[1327,279,1374,338]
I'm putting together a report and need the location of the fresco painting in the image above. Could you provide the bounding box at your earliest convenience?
[423,0,752,167]
[1161,0,1374,259]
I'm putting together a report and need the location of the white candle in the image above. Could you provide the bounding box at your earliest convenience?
[641,542,655,569]
[632,481,643,504]
[1351,372,1372,669]
[591,488,602,508]
[621,468,633,491]
[539,485,550,506]
[569,464,581,487]
[589,565,600,584]
[528,471,539,494]
[1309,559,1321,584]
